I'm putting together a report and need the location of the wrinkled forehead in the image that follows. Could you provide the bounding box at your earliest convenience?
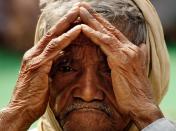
[61,34,106,63]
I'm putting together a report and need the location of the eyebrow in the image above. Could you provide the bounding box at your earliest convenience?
[54,44,108,64]
[54,54,107,67]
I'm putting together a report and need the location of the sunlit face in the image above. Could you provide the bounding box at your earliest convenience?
[49,34,131,131]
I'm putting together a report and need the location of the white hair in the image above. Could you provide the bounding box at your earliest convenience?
[39,0,146,45]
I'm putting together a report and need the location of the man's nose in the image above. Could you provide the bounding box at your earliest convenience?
[73,68,104,102]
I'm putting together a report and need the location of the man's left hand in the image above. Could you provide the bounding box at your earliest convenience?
[79,3,164,129]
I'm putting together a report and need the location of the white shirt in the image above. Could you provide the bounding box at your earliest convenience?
[29,118,176,131]
[142,118,176,131]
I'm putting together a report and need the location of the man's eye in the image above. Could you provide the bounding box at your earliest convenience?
[103,68,111,75]
[58,66,74,72]
[100,65,111,75]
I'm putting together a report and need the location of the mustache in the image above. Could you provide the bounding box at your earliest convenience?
[58,99,114,121]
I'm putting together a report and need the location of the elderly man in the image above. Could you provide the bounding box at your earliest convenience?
[0,0,175,131]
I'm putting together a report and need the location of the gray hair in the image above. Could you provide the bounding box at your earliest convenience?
[39,0,146,45]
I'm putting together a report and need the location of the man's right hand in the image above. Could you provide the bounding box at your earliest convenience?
[0,3,81,131]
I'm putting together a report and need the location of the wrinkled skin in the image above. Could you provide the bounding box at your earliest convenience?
[49,34,130,131]
[0,2,163,131]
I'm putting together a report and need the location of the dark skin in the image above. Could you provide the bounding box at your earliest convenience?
[49,35,130,131]
[0,2,163,131]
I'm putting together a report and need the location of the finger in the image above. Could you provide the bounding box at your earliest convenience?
[27,25,82,71]
[79,7,113,37]
[80,2,128,43]
[121,47,137,60]
[37,61,53,74]
[31,3,81,57]
[47,3,80,37]
[81,24,120,56]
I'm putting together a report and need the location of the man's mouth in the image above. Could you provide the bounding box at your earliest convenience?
[57,100,114,122]
[65,106,109,117]
[57,106,111,128]
[72,107,105,112]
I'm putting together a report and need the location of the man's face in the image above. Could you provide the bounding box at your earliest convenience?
[49,34,130,131]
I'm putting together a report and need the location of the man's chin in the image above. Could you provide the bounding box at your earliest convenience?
[60,109,116,131]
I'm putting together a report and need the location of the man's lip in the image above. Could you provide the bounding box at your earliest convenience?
[65,107,110,117]
[58,101,114,121]
[72,107,105,112]
[58,107,111,127]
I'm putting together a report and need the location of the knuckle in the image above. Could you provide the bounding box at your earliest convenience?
[103,36,117,46]
[22,46,38,61]
[44,32,53,39]
[61,15,68,23]
[108,26,117,33]
[26,56,42,71]
[48,38,59,49]
[40,32,54,44]
[23,50,32,61]
[44,38,59,54]
[50,38,58,45]
[61,33,72,44]
[63,33,71,40]
[101,33,110,41]
[46,28,54,36]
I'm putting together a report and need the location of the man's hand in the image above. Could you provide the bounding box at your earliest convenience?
[0,2,164,130]
[79,3,163,130]
[0,4,81,131]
